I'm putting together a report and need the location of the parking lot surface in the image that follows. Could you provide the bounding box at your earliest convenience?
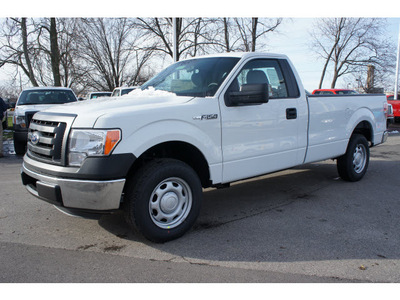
[0,126,399,282]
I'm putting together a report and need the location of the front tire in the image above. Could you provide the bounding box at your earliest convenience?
[124,159,202,243]
[337,134,369,182]
[13,139,26,156]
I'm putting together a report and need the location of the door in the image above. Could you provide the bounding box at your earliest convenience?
[219,58,308,183]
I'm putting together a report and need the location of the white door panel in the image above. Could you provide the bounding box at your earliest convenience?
[219,58,308,183]
[220,98,307,183]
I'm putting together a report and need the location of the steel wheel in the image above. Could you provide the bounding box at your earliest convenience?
[353,144,367,174]
[337,134,370,182]
[124,158,202,242]
[149,177,192,229]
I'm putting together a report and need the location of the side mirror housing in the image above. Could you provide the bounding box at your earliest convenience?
[226,83,269,107]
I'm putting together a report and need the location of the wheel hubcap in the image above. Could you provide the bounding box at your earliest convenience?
[149,177,192,229]
[160,192,179,214]
[353,144,367,174]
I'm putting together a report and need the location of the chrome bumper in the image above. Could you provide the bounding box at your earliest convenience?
[22,163,125,211]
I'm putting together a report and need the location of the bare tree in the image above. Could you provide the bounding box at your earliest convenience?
[56,19,82,88]
[0,18,83,88]
[310,18,395,89]
[234,18,282,52]
[206,17,282,53]
[207,18,242,53]
[0,83,21,102]
[135,18,214,61]
[0,18,39,86]
[35,18,64,86]
[76,18,153,91]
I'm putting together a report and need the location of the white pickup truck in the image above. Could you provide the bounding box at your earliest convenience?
[21,52,388,242]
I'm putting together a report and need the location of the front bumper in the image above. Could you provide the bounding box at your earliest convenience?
[22,163,125,211]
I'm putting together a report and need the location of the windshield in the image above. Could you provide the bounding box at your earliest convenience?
[90,92,111,99]
[141,57,240,97]
[121,88,135,95]
[17,89,77,105]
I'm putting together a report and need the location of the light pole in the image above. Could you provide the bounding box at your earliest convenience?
[394,24,400,99]
[173,18,178,63]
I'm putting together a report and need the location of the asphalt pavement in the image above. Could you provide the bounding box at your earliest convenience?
[0,125,400,283]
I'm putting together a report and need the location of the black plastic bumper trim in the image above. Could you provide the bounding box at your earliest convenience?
[24,153,136,181]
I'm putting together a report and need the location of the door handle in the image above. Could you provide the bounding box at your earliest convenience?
[286,108,297,120]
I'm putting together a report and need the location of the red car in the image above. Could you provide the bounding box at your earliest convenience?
[386,95,400,123]
[312,89,359,95]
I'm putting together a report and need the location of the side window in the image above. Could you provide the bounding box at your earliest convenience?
[228,59,289,99]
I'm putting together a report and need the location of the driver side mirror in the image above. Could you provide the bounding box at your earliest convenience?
[226,83,269,107]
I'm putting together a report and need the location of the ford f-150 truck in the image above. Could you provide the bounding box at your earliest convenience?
[21,52,388,242]
[13,87,78,155]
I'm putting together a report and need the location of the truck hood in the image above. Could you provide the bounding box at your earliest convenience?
[15,103,66,115]
[41,91,194,127]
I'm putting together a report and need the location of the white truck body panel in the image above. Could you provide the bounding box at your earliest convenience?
[305,95,386,163]
[216,54,309,182]
[39,52,387,185]
[23,52,387,209]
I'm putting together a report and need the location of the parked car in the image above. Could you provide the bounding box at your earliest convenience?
[87,91,112,99]
[111,86,139,97]
[312,89,359,95]
[21,52,388,242]
[386,94,400,122]
[13,87,78,155]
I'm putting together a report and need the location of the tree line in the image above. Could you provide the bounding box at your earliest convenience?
[0,17,395,97]
[310,18,395,93]
[0,17,282,96]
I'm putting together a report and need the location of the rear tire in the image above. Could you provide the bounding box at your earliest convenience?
[337,134,369,182]
[124,158,202,243]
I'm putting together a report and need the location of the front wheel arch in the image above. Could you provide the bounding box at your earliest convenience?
[125,141,212,189]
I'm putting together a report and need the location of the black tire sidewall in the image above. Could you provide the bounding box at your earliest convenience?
[337,134,369,182]
[125,159,202,243]
[13,138,26,156]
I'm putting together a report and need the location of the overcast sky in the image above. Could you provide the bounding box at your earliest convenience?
[1,1,399,92]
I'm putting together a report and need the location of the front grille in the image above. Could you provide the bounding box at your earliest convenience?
[25,111,38,127]
[27,112,76,165]
[28,119,66,162]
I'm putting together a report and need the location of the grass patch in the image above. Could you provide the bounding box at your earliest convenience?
[3,116,13,140]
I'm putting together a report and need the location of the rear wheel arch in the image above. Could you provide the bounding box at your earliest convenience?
[351,120,373,145]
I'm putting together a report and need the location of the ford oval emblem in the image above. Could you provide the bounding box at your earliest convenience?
[31,131,40,145]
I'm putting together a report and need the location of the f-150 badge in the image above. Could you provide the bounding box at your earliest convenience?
[193,114,218,121]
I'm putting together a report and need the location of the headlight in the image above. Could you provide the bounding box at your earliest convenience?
[13,115,26,128]
[68,129,121,166]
